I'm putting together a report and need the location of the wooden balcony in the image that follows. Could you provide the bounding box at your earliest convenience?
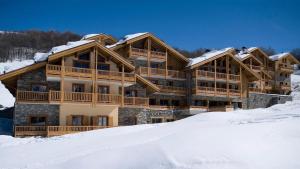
[16,90,149,107]
[130,48,166,62]
[157,85,186,95]
[193,86,241,97]
[124,97,149,107]
[247,64,261,71]
[279,85,291,90]
[138,67,185,79]
[278,63,293,72]
[14,125,112,137]
[249,87,262,93]
[46,64,135,82]
[193,70,240,82]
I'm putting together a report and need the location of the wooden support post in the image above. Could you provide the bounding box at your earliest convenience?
[250,58,253,69]
[60,57,65,103]
[147,38,151,76]
[121,64,125,107]
[226,55,229,97]
[94,47,98,106]
[129,44,132,58]
[240,65,242,98]
[165,49,168,78]
[214,60,217,96]
[195,69,198,93]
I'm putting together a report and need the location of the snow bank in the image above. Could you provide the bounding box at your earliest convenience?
[106,32,148,48]
[0,75,299,169]
[0,60,34,108]
[188,47,234,67]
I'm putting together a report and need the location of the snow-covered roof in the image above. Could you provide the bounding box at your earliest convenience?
[247,47,258,52]
[33,40,94,62]
[188,47,234,67]
[106,32,148,48]
[269,53,289,61]
[81,34,99,40]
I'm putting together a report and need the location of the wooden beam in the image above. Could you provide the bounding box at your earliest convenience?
[226,55,229,97]
[147,38,151,76]
[214,60,217,96]
[60,57,65,103]
[165,49,168,79]
[121,64,125,107]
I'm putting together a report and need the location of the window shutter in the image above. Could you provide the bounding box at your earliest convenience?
[66,115,72,126]
[108,116,113,127]
[92,116,98,126]
[83,116,89,126]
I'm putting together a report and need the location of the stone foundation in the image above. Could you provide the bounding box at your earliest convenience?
[14,103,59,125]
[247,93,292,109]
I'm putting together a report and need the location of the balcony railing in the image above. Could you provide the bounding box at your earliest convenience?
[157,85,186,95]
[278,63,293,72]
[16,90,149,107]
[249,87,261,93]
[194,86,240,97]
[193,70,240,82]
[46,64,135,82]
[138,67,185,79]
[14,126,112,137]
[130,48,166,61]
[246,64,261,71]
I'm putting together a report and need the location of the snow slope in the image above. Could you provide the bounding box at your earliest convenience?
[0,60,34,108]
[0,75,300,169]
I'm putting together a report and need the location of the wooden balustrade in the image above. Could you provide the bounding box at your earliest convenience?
[46,64,135,82]
[278,63,293,72]
[130,48,166,61]
[14,125,112,137]
[16,91,49,102]
[97,94,121,104]
[195,70,240,82]
[138,67,185,79]
[195,86,241,97]
[124,97,149,107]
[157,85,186,94]
[16,90,149,107]
[249,87,261,93]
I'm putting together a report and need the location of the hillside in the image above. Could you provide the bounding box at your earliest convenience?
[0,75,299,169]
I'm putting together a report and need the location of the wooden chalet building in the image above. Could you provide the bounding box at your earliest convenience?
[0,33,298,137]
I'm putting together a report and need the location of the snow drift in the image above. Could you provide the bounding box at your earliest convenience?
[0,75,299,169]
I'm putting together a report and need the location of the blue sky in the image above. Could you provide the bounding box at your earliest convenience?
[1,0,300,52]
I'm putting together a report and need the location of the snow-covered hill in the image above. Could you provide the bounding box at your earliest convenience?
[0,60,34,108]
[0,76,300,169]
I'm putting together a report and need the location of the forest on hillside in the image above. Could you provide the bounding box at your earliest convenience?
[0,30,300,62]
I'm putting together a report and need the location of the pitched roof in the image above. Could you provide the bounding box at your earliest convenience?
[107,32,189,63]
[269,52,300,64]
[188,48,234,67]
[81,33,117,43]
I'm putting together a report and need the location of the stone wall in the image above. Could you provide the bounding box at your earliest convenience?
[14,103,59,125]
[247,93,292,109]
[118,107,189,125]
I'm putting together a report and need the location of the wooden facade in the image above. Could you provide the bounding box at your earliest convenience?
[0,33,298,137]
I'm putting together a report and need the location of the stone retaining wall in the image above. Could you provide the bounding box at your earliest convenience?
[247,93,292,109]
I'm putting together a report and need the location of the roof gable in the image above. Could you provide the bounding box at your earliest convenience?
[269,53,300,64]
[108,33,189,63]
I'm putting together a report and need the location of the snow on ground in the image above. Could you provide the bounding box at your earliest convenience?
[0,75,300,169]
[0,60,34,108]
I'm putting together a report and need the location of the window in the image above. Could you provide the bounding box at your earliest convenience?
[149,99,156,105]
[72,84,85,92]
[32,84,47,92]
[78,52,90,61]
[97,63,110,70]
[72,116,82,126]
[160,100,169,106]
[98,86,110,94]
[30,116,47,126]
[166,119,174,122]
[98,116,108,126]
[171,100,180,106]
[98,55,106,62]
[151,118,162,123]
[73,61,89,68]
[151,63,159,68]
[167,81,173,86]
